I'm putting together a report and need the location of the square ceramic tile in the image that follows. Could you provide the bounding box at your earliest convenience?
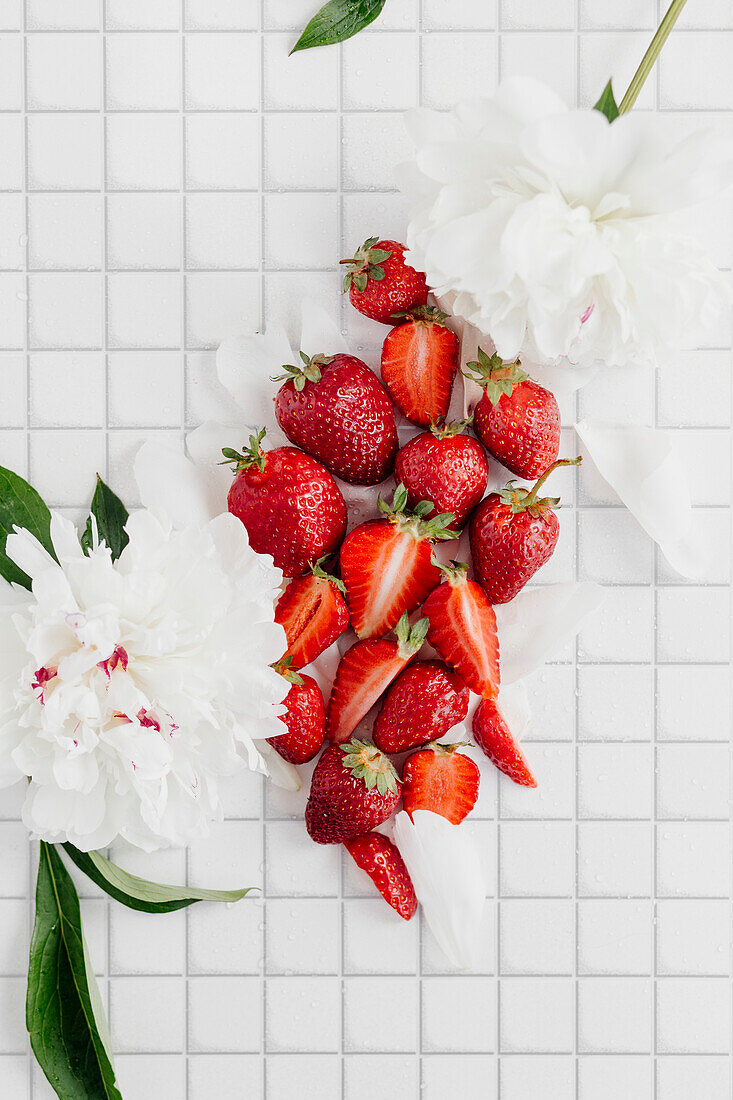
[264,193,338,270]
[343,898,418,975]
[498,744,574,820]
[500,1055,574,1099]
[577,743,653,819]
[656,900,730,976]
[185,113,260,190]
[656,978,731,1053]
[185,271,260,349]
[185,192,260,270]
[656,822,731,898]
[106,193,182,270]
[499,822,575,897]
[342,34,419,111]
[27,0,100,29]
[266,977,340,1053]
[265,898,339,976]
[263,33,338,110]
[185,34,259,110]
[578,1055,652,1100]
[577,822,653,898]
[343,1055,418,1100]
[105,0,179,30]
[267,1055,339,1100]
[422,977,495,1052]
[28,113,103,190]
[28,193,103,270]
[108,351,183,427]
[501,0,574,28]
[188,1055,263,1100]
[421,1055,497,1100]
[265,113,339,191]
[657,587,731,663]
[577,900,653,975]
[188,898,264,976]
[29,352,105,427]
[422,33,497,108]
[106,114,182,190]
[578,977,653,1053]
[500,978,574,1053]
[110,977,184,1052]
[29,273,103,348]
[188,977,263,1052]
[110,906,185,975]
[656,1056,731,1100]
[656,743,730,819]
[499,900,574,975]
[344,977,417,1053]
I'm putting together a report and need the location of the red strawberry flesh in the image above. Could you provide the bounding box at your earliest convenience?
[381,309,459,427]
[402,741,480,825]
[275,563,350,668]
[422,562,500,699]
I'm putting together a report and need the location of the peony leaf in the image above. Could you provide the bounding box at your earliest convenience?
[291,0,387,53]
[81,476,129,561]
[0,465,55,590]
[62,844,254,914]
[27,842,122,1100]
[593,79,620,122]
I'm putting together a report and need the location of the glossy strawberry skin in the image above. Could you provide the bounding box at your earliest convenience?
[326,637,414,745]
[275,571,349,668]
[344,833,417,920]
[346,240,428,324]
[267,674,325,765]
[275,354,398,485]
[402,744,480,825]
[395,431,489,530]
[422,571,500,699]
[227,447,346,578]
[473,380,560,479]
[305,743,401,844]
[470,494,559,604]
[340,518,441,639]
[472,698,536,787]
[381,315,459,426]
[373,660,469,754]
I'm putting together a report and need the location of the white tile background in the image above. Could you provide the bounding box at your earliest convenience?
[0,1,730,1098]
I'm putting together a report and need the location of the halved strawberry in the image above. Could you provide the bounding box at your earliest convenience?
[381,307,460,427]
[402,741,480,825]
[275,558,349,669]
[422,560,500,699]
[326,613,429,745]
[344,832,417,920]
[339,484,455,640]
[266,661,325,765]
[472,698,536,787]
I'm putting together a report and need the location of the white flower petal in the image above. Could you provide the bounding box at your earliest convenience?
[5,527,56,581]
[134,440,215,528]
[216,323,292,424]
[575,419,707,580]
[255,739,301,792]
[392,809,486,970]
[496,582,605,684]
[298,299,349,358]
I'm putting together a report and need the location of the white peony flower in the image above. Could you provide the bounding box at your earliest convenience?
[0,509,288,852]
[398,77,733,372]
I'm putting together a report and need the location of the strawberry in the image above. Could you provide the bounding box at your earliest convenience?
[223,429,347,578]
[267,661,325,765]
[305,738,401,844]
[273,352,398,485]
[275,558,349,668]
[380,307,460,426]
[373,660,469,755]
[341,238,428,324]
[464,348,560,479]
[470,458,581,604]
[394,419,489,530]
[326,613,429,745]
[339,485,455,640]
[344,832,417,920]
[402,741,480,825]
[472,697,536,787]
[422,560,500,699]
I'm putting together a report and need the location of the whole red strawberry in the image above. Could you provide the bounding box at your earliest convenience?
[470,458,581,604]
[341,238,428,324]
[339,484,455,640]
[344,833,417,920]
[381,307,459,426]
[465,348,560,479]
[402,741,480,825]
[274,352,398,485]
[267,662,325,765]
[305,738,401,844]
[395,419,489,531]
[373,660,469,755]
[275,558,349,669]
[224,429,346,577]
[472,698,536,787]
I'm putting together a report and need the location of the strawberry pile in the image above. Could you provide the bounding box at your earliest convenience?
[224,237,580,927]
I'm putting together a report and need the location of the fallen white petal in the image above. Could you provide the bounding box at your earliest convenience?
[216,324,292,425]
[298,299,349,358]
[134,441,214,528]
[574,419,708,580]
[392,809,486,970]
[496,582,605,684]
[255,739,302,792]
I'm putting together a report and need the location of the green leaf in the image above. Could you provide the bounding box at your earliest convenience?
[62,845,254,914]
[593,79,620,122]
[0,465,55,590]
[80,476,129,561]
[291,0,387,53]
[27,842,122,1100]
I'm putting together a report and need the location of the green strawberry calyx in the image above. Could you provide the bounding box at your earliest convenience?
[340,236,393,293]
[377,483,457,542]
[272,351,335,392]
[339,738,399,796]
[498,457,582,518]
[310,556,347,595]
[428,415,473,440]
[423,739,472,756]
[220,427,267,474]
[463,347,527,406]
[430,557,470,587]
[272,655,305,686]
[390,305,448,327]
[394,611,430,660]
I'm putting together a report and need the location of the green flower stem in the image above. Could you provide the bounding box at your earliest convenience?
[618,0,689,114]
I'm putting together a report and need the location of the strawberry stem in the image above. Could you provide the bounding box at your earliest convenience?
[524,457,582,508]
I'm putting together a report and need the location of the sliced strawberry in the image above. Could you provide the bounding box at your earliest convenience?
[472,698,536,787]
[344,832,417,920]
[381,307,460,427]
[422,560,500,699]
[275,559,349,668]
[339,484,455,640]
[402,741,480,825]
[266,663,325,765]
[326,613,429,745]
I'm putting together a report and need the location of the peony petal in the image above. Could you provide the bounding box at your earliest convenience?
[575,419,708,579]
[496,582,605,684]
[255,739,302,792]
[216,324,293,424]
[298,300,349,358]
[5,527,56,581]
[392,810,486,970]
[134,440,215,528]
